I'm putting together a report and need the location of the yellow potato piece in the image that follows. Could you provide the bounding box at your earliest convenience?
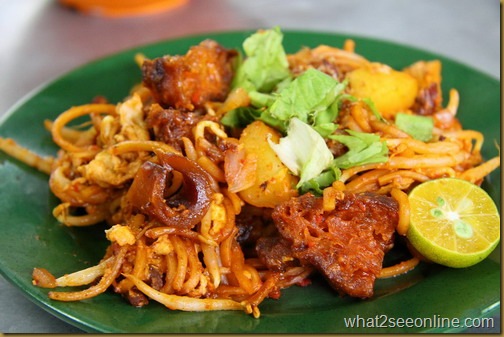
[238,121,299,208]
[347,63,418,118]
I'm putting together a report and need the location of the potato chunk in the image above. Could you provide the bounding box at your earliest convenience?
[237,121,298,208]
[347,63,418,118]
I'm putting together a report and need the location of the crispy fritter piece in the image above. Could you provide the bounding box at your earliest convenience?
[142,39,237,111]
[271,192,398,298]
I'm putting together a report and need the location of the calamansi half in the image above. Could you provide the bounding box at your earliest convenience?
[406,178,500,268]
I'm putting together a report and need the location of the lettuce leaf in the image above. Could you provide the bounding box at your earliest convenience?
[222,28,350,136]
[298,164,341,195]
[219,106,261,128]
[297,130,388,195]
[395,112,433,142]
[329,130,389,169]
[262,68,346,135]
[232,27,291,93]
[222,68,348,135]
[268,118,334,187]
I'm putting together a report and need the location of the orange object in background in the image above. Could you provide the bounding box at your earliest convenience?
[59,0,189,17]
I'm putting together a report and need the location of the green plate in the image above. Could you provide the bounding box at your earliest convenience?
[0,30,500,333]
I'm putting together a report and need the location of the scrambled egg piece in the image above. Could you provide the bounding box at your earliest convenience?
[105,224,136,246]
[116,93,150,142]
[209,193,227,235]
[80,93,150,188]
[80,150,143,187]
[152,235,174,255]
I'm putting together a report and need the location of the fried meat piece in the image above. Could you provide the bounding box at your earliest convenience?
[256,236,299,272]
[271,192,398,298]
[146,104,209,152]
[142,39,237,111]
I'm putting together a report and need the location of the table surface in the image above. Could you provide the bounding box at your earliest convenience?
[0,0,500,333]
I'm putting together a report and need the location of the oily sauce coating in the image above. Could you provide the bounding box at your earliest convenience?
[142,39,237,111]
[271,192,398,298]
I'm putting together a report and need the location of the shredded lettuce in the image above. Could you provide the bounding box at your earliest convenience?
[221,28,391,196]
[395,113,433,142]
[296,130,388,195]
[329,130,389,169]
[221,27,291,128]
[232,27,291,93]
[268,118,334,188]
[267,119,388,195]
[222,28,348,135]
[298,164,341,195]
[263,68,346,135]
[223,66,348,136]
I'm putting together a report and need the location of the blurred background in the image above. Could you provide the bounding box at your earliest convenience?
[0,0,500,333]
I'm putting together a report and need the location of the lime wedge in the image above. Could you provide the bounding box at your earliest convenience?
[406,178,500,268]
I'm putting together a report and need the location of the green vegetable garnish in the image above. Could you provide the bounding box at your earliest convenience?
[224,66,348,136]
[395,113,434,142]
[221,27,391,196]
[329,130,389,169]
[264,68,346,136]
[232,26,291,93]
[268,117,334,188]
